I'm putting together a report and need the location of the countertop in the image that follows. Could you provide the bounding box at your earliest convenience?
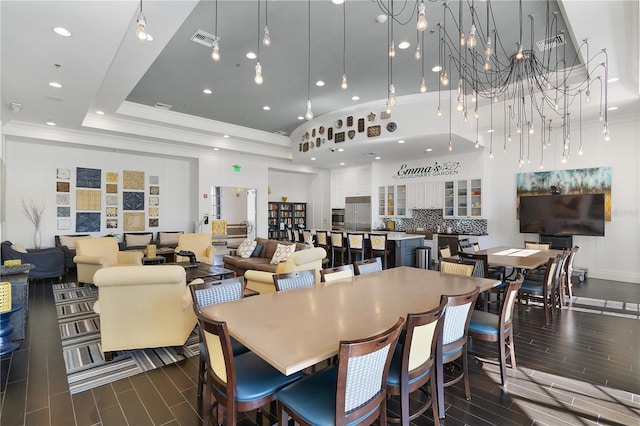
[433,232,488,236]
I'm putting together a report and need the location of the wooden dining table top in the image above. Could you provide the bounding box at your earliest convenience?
[200,266,499,376]
[476,246,565,269]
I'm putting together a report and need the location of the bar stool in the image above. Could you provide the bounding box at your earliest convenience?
[315,230,331,267]
[369,233,391,269]
[347,233,366,263]
[330,231,347,266]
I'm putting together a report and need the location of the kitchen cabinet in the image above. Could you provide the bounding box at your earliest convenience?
[331,170,346,208]
[426,181,443,209]
[407,181,442,210]
[396,184,407,216]
[378,184,409,217]
[443,179,482,217]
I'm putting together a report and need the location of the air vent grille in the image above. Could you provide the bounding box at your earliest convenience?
[154,102,173,110]
[191,30,217,48]
[536,33,565,51]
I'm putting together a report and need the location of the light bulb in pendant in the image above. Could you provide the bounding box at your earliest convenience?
[578,147,583,155]
[456,94,464,112]
[603,125,610,141]
[415,45,421,60]
[485,37,493,56]
[539,163,544,169]
[263,26,271,46]
[459,32,466,46]
[389,41,396,58]
[483,59,490,71]
[489,152,494,159]
[341,74,348,90]
[515,44,524,60]
[554,100,559,111]
[494,95,498,103]
[419,77,427,93]
[211,39,220,61]
[507,134,512,142]
[437,106,442,117]
[254,62,263,85]
[417,2,427,31]
[528,123,534,134]
[440,72,449,86]
[385,100,392,115]
[474,140,479,148]
[136,12,149,41]
[457,80,463,94]
[448,142,453,151]
[516,126,521,134]
[599,110,604,121]
[463,112,468,123]
[304,99,313,120]
[474,110,479,119]
[585,89,591,103]
[471,90,477,103]
[467,24,477,49]
[388,84,396,106]
[561,156,567,164]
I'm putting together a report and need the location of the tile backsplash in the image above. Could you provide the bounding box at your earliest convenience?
[385,209,488,234]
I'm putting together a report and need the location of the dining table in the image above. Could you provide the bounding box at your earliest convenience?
[476,246,565,270]
[200,266,500,376]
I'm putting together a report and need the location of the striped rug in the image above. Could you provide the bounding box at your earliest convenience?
[53,282,199,394]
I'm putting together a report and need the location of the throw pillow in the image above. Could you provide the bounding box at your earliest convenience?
[270,243,296,265]
[126,233,152,247]
[158,232,180,246]
[11,243,28,253]
[237,239,257,258]
[59,235,90,249]
[250,244,264,257]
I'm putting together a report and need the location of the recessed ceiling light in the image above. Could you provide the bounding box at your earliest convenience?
[607,106,618,111]
[425,148,433,152]
[49,82,62,88]
[315,80,325,87]
[487,129,495,133]
[203,89,212,94]
[398,140,405,144]
[337,148,344,152]
[297,116,304,120]
[340,162,345,166]
[246,51,257,59]
[607,77,619,83]
[352,95,360,101]
[223,134,230,138]
[331,0,344,5]
[311,157,316,161]
[398,41,411,49]
[375,14,387,24]
[432,65,442,72]
[46,120,56,126]
[375,156,381,160]
[213,147,220,151]
[96,110,105,115]
[263,105,271,110]
[53,27,72,37]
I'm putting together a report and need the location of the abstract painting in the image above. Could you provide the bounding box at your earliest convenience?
[123,212,145,231]
[106,219,118,229]
[57,168,70,180]
[57,207,71,218]
[57,219,71,230]
[149,175,159,185]
[76,190,101,211]
[123,170,145,190]
[123,192,144,211]
[76,212,101,232]
[56,194,70,205]
[106,184,118,194]
[149,218,159,228]
[149,207,159,217]
[106,172,118,183]
[149,197,159,206]
[149,186,160,195]
[57,182,70,192]
[106,195,118,206]
[77,167,101,188]
[106,207,118,217]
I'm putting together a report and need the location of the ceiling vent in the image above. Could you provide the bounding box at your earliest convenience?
[366,152,381,157]
[274,130,288,136]
[190,30,217,48]
[536,33,565,51]
[154,102,173,110]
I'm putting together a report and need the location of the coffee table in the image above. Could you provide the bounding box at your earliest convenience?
[172,262,236,281]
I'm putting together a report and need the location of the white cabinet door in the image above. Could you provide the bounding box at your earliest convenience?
[355,165,371,195]
[406,183,417,209]
[332,190,345,209]
[426,181,442,209]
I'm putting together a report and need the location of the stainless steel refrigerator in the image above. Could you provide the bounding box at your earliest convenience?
[345,196,372,232]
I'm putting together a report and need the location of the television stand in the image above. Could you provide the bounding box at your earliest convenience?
[539,234,573,250]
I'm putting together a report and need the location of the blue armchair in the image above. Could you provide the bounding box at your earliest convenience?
[1,241,65,280]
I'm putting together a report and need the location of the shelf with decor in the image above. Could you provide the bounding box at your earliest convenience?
[443,179,482,218]
[267,202,307,240]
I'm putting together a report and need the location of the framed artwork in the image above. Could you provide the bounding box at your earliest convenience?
[106,184,118,194]
[56,194,70,205]
[57,182,70,192]
[149,175,159,185]
[57,219,71,230]
[123,212,145,231]
[57,207,71,217]
[76,212,101,232]
[76,189,101,210]
[56,168,70,180]
[123,192,144,210]
[149,218,159,227]
[106,207,118,217]
[77,167,101,188]
[149,207,159,217]
[123,170,145,190]
[149,197,159,206]
[106,219,118,229]
[106,172,118,183]
[149,186,160,195]
[106,195,118,206]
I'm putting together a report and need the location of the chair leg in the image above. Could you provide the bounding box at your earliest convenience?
[197,357,205,399]
[508,328,516,370]
[499,335,508,386]
[462,351,471,400]
[436,357,445,419]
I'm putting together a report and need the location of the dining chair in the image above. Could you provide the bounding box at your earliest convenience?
[437,287,480,419]
[524,241,551,250]
[458,239,474,254]
[439,258,475,276]
[386,298,446,425]
[347,233,366,263]
[518,255,561,325]
[197,314,303,425]
[320,264,355,282]
[315,230,329,251]
[562,246,579,299]
[189,278,250,401]
[439,246,452,260]
[468,280,522,386]
[459,252,506,311]
[330,231,347,267]
[353,257,382,275]
[272,269,316,292]
[369,233,392,269]
[277,318,404,426]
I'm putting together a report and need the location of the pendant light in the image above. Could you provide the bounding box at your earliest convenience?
[304,0,313,120]
[135,0,151,42]
[263,0,271,46]
[340,0,347,90]
[254,0,263,85]
[417,1,427,31]
[211,0,220,61]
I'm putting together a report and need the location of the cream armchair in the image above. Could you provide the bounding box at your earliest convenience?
[174,233,215,264]
[74,237,143,285]
[92,265,197,361]
[244,247,327,294]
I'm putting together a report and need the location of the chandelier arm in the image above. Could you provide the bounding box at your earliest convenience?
[374,0,415,25]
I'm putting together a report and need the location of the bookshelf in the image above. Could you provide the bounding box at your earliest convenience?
[267,202,307,240]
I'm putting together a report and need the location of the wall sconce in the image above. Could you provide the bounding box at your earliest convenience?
[235,187,243,197]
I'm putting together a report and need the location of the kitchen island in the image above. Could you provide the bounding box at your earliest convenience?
[384,232,426,267]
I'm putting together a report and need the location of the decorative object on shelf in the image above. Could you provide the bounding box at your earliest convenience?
[146,244,157,258]
[335,132,345,143]
[358,118,365,132]
[336,119,343,129]
[281,196,288,203]
[303,142,309,152]
[367,125,381,137]
[328,127,333,140]
[347,116,353,127]
[311,128,316,137]
[367,112,376,121]
[386,122,397,132]
[21,199,43,249]
[348,130,355,139]
[316,138,321,147]
[319,126,324,135]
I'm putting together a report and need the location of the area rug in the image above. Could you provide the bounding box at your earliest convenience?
[53,282,199,394]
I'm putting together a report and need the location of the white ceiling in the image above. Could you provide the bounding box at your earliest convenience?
[1,1,638,169]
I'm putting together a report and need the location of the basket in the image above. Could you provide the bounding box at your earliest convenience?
[0,282,11,313]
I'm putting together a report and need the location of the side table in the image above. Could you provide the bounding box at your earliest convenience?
[0,305,24,355]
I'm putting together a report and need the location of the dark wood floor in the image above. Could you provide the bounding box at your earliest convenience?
[1,272,638,426]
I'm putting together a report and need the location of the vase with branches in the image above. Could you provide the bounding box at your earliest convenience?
[21,199,44,249]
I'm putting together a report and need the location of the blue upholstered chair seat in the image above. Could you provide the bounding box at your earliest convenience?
[520,281,544,292]
[386,344,430,387]
[211,351,301,403]
[277,366,378,426]
[468,311,512,335]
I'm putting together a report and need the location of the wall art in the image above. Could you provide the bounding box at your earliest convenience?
[57,182,70,192]
[57,219,71,230]
[348,130,355,139]
[149,186,160,195]
[347,116,353,127]
[358,118,365,132]
[76,212,101,232]
[57,207,71,217]
[149,218,159,228]
[106,219,118,229]
[335,132,345,143]
[123,170,145,190]
[77,167,101,188]
[123,192,144,210]
[328,127,333,140]
[56,168,70,180]
[56,194,70,205]
[367,125,381,137]
[123,212,145,231]
[106,207,118,217]
[149,197,159,206]
[149,207,159,217]
[106,184,118,194]
[76,189,101,210]
[106,195,118,206]
[149,175,159,185]
[106,172,118,183]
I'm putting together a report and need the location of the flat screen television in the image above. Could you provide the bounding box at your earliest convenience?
[519,193,605,236]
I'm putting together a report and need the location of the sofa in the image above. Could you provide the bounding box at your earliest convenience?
[119,232,155,251]
[74,237,143,285]
[93,265,197,361]
[55,234,91,270]
[223,237,326,294]
[1,241,65,280]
